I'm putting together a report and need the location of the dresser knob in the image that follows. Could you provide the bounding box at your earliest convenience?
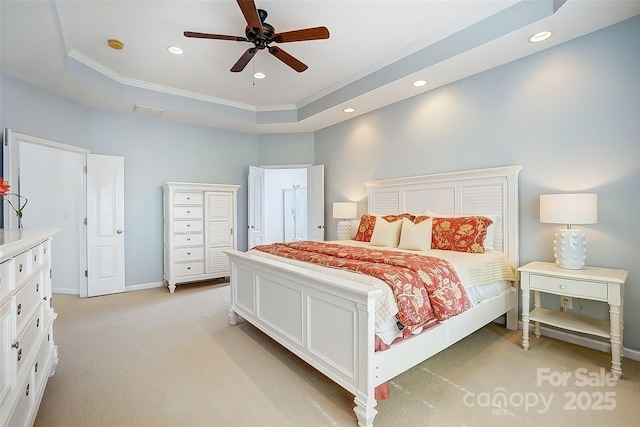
[187,210,191,214]
[37,318,40,328]
[17,348,22,361]
[187,252,191,255]
[11,341,19,349]
[34,254,38,262]
[35,362,39,373]
[187,267,192,270]
[25,383,29,397]
[36,282,40,292]
[186,224,191,227]
[17,303,22,315]
[19,263,23,272]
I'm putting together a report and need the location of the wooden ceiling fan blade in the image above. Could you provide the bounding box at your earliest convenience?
[272,27,330,43]
[268,46,307,73]
[237,0,263,35]
[230,48,258,72]
[184,31,247,42]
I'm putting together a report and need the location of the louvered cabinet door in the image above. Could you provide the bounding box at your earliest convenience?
[204,192,235,277]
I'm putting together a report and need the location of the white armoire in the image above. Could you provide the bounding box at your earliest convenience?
[162,182,239,293]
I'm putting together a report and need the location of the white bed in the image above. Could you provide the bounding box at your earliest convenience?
[225,165,522,427]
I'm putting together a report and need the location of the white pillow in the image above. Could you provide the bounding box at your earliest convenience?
[423,210,498,250]
[398,217,433,251]
[369,217,403,247]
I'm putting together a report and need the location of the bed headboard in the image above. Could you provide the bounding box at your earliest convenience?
[363,165,522,267]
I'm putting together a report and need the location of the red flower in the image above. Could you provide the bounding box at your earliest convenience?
[0,178,9,197]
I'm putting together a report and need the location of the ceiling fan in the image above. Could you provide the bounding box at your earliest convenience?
[184,0,330,73]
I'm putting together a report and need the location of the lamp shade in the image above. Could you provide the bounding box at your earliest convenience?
[540,193,597,225]
[332,202,357,219]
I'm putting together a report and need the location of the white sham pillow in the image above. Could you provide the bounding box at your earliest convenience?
[369,217,403,247]
[398,217,433,251]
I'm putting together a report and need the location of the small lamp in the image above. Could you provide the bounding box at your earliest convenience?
[332,202,358,240]
[540,193,597,270]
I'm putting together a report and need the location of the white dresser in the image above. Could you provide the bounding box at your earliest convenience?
[163,182,239,293]
[0,228,59,427]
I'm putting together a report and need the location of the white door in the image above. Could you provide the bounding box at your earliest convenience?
[86,154,125,297]
[248,165,324,246]
[306,164,325,241]
[247,166,265,249]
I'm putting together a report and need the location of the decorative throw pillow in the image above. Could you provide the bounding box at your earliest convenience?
[426,215,493,253]
[419,212,498,251]
[398,217,432,251]
[370,217,403,247]
[353,213,415,242]
[353,214,377,242]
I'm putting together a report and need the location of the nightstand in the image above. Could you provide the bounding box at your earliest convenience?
[518,261,628,378]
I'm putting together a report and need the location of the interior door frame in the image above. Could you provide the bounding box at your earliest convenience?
[3,128,90,295]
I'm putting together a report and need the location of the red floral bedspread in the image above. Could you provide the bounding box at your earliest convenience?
[253,241,472,334]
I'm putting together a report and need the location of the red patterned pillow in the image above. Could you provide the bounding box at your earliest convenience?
[353,213,415,242]
[414,215,493,253]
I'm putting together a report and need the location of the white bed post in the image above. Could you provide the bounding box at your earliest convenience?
[353,296,378,427]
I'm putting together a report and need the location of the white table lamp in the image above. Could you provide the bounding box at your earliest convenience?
[333,202,357,240]
[540,193,597,270]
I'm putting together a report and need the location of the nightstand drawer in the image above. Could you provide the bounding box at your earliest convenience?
[530,274,607,300]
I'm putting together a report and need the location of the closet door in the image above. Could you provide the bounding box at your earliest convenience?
[205,191,235,277]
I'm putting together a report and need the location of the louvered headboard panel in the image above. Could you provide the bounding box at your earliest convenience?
[363,165,522,266]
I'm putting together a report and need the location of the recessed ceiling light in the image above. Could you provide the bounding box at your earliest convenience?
[527,31,552,43]
[167,46,183,55]
[253,72,266,79]
[343,107,355,113]
[412,80,427,87]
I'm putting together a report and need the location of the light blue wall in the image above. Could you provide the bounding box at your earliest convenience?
[0,74,313,287]
[315,16,640,350]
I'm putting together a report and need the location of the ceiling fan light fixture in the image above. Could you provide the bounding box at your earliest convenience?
[343,107,355,113]
[253,72,266,79]
[167,46,184,55]
[527,31,552,43]
[412,80,427,87]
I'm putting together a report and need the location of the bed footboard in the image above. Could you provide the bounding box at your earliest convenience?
[225,249,381,427]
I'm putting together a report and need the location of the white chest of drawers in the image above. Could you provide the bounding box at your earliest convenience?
[0,228,59,427]
[162,182,239,293]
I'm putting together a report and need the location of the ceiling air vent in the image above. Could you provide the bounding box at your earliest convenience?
[133,104,164,117]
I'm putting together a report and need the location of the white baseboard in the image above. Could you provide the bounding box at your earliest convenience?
[519,321,639,362]
[52,288,80,295]
[125,281,164,292]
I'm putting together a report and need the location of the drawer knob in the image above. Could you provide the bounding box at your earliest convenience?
[34,254,38,262]
[187,267,192,270]
[186,238,191,241]
[559,284,567,290]
[11,341,19,349]
[17,303,22,315]
[187,252,191,255]
[25,383,29,397]
[186,224,191,227]
[17,348,22,361]
[35,362,39,373]
[36,282,40,292]
[187,210,191,214]
[37,318,40,328]
[19,263,23,272]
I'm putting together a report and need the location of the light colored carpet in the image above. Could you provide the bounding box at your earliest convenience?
[35,281,640,427]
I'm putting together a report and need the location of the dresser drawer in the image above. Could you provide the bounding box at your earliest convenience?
[173,234,204,246]
[174,220,203,233]
[173,206,203,219]
[174,262,204,277]
[15,272,44,333]
[174,192,203,205]
[14,250,33,288]
[16,308,45,378]
[7,374,35,427]
[173,247,204,262]
[33,331,54,393]
[529,274,608,300]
